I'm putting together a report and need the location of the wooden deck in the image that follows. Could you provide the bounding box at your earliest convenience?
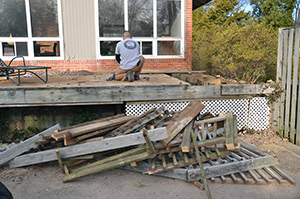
[0,71,273,107]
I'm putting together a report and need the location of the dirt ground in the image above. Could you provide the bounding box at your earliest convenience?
[1,130,300,199]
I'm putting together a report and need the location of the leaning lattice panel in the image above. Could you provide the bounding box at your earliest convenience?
[125,98,269,130]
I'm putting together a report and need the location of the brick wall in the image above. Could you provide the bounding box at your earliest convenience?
[5,0,193,72]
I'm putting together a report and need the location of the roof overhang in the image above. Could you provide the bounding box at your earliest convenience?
[193,0,212,10]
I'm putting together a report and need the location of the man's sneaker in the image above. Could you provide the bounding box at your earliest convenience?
[134,74,140,80]
[126,71,135,82]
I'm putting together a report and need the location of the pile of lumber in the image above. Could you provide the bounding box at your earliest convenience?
[0,100,294,199]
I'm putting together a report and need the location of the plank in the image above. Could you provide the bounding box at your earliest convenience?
[70,145,147,173]
[69,115,134,137]
[106,108,156,137]
[63,151,154,183]
[0,124,61,166]
[120,110,163,135]
[240,141,266,156]
[191,124,212,199]
[74,126,117,142]
[0,85,221,106]
[42,114,125,140]
[284,29,294,138]
[195,115,227,125]
[0,83,275,107]
[221,84,274,95]
[8,127,167,168]
[180,121,194,152]
[55,114,125,134]
[161,101,205,145]
[224,112,237,150]
[272,28,284,132]
[56,150,64,173]
[270,166,296,185]
[52,115,134,141]
[279,30,289,131]
[290,27,300,144]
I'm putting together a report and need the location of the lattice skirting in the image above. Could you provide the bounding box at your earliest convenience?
[125,97,270,130]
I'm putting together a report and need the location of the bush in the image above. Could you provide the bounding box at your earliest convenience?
[0,127,42,143]
[193,21,278,83]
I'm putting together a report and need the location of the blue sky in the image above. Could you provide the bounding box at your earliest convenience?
[243,5,253,12]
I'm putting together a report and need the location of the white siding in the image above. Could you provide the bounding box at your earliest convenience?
[62,0,96,59]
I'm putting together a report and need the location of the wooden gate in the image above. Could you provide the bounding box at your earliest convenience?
[274,27,300,146]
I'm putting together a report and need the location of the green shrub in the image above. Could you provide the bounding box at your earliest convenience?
[193,21,277,83]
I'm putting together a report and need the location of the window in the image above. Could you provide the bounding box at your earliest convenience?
[98,0,124,37]
[0,0,63,59]
[96,0,184,58]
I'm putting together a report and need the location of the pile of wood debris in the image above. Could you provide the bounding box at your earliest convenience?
[0,100,295,198]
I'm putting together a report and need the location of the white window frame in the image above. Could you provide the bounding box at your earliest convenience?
[0,0,64,60]
[95,0,185,59]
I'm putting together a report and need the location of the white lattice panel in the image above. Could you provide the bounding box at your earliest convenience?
[125,97,269,130]
[200,99,249,130]
[248,97,270,130]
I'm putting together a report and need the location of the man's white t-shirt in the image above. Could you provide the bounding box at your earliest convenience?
[115,38,140,70]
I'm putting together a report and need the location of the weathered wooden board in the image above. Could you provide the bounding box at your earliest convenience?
[63,151,154,183]
[284,29,294,138]
[279,30,289,133]
[69,116,133,137]
[221,84,274,95]
[289,27,300,144]
[0,85,219,105]
[0,124,61,166]
[272,28,283,132]
[0,84,273,106]
[161,101,205,145]
[51,115,134,141]
[180,121,193,152]
[8,127,167,168]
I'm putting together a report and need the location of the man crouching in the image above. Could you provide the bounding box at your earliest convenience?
[107,31,145,82]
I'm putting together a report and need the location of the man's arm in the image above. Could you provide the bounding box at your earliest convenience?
[115,54,121,64]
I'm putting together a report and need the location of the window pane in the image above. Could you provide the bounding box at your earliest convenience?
[16,42,28,56]
[100,41,118,56]
[157,0,181,37]
[30,0,59,37]
[142,42,152,55]
[158,41,180,55]
[34,41,60,57]
[99,0,124,37]
[0,0,28,37]
[128,0,153,37]
[2,42,15,56]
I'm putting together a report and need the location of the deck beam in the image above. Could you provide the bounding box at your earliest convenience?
[0,84,273,107]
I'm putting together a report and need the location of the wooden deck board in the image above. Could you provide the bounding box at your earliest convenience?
[0,72,274,107]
